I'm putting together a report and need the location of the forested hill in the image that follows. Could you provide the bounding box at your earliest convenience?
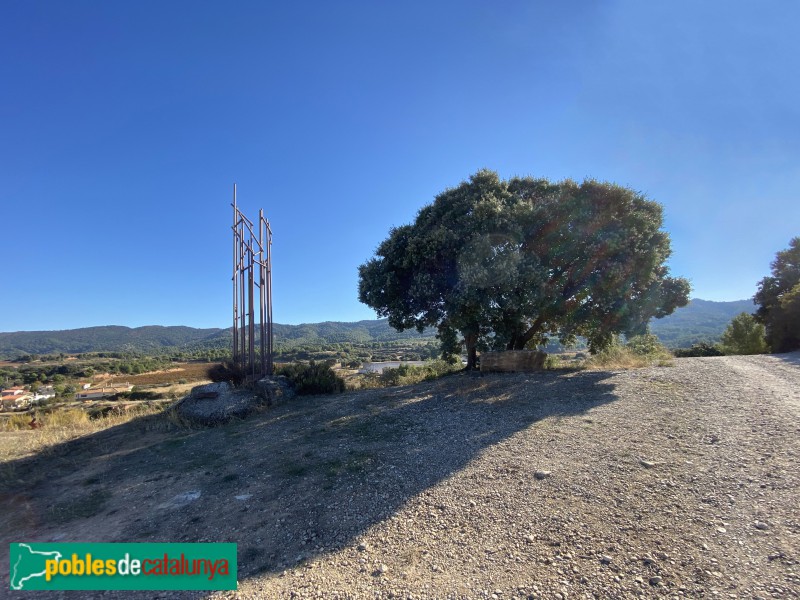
[649,298,756,348]
[0,325,229,357]
[0,320,436,358]
[272,320,436,346]
[0,298,755,357]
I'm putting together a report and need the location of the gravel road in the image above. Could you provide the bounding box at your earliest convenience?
[214,353,800,599]
[3,353,799,599]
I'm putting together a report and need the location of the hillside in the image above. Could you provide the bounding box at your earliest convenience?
[2,353,798,597]
[0,320,436,358]
[649,298,756,347]
[0,325,230,357]
[0,298,754,357]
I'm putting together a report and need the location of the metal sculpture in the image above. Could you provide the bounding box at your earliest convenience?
[231,184,273,379]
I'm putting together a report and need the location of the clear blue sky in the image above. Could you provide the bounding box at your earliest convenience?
[1,1,798,332]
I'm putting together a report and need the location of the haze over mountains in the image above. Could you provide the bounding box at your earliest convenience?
[0,299,755,358]
[648,298,755,348]
[0,320,436,358]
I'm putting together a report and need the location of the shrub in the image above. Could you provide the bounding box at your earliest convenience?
[206,361,246,386]
[720,312,768,355]
[276,361,345,395]
[585,334,673,369]
[673,342,725,357]
[626,333,668,357]
[544,354,569,370]
[378,360,460,387]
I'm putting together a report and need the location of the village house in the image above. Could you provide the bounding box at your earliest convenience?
[32,386,56,403]
[1,387,34,410]
[1,387,26,398]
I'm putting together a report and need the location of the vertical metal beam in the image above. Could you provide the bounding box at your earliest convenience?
[239,221,246,371]
[266,220,273,376]
[232,184,239,367]
[259,210,267,376]
[231,185,274,380]
[248,241,256,380]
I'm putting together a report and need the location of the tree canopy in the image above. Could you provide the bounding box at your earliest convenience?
[720,312,767,355]
[754,237,800,353]
[358,170,690,368]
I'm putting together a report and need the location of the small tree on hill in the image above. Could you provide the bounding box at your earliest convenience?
[720,313,767,355]
[754,237,800,352]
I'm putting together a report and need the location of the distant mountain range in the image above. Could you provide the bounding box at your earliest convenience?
[649,298,756,348]
[0,298,756,357]
[0,320,436,358]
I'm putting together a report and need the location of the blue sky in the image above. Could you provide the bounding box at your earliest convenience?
[1,1,798,332]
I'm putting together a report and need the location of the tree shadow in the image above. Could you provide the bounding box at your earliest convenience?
[770,349,800,366]
[1,370,619,597]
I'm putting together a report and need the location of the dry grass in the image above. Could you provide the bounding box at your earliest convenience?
[0,404,169,465]
[344,371,384,390]
[584,348,656,369]
[583,338,674,370]
[0,362,211,474]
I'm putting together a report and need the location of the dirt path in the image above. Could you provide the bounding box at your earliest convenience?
[714,353,800,415]
[1,354,798,598]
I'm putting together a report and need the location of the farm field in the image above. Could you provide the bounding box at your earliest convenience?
[96,361,217,386]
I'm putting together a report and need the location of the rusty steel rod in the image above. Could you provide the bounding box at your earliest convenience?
[239,221,246,370]
[266,219,273,375]
[259,209,267,375]
[248,241,256,380]
[231,186,274,380]
[232,184,238,368]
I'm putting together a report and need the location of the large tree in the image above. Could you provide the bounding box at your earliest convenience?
[754,237,800,353]
[358,170,690,368]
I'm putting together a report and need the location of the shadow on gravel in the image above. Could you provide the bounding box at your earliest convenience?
[1,369,617,595]
[772,350,800,367]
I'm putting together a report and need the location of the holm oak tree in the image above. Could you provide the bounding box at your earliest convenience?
[754,237,800,353]
[358,170,690,369]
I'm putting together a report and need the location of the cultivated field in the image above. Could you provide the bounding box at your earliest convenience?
[105,362,216,386]
[1,354,798,598]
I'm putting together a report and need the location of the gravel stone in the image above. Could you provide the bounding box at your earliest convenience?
[5,352,800,599]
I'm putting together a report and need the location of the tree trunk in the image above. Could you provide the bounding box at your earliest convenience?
[513,316,546,350]
[464,332,478,370]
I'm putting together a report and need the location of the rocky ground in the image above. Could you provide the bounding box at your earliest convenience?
[2,353,799,599]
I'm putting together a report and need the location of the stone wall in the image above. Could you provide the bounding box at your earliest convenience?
[480,350,547,373]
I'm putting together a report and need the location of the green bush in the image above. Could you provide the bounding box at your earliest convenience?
[673,342,725,357]
[720,313,768,355]
[544,354,568,369]
[586,334,673,369]
[378,360,460,387]
[276,361,345,395]
[625,333,668,357]
[206,361,245,386]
